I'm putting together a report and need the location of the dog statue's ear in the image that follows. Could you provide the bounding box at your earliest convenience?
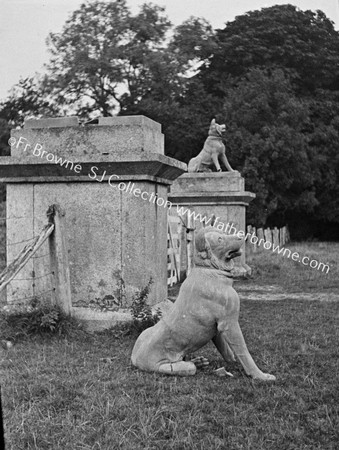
[195,228,212,260]
[210,118,216,125]
[195,228,207,252]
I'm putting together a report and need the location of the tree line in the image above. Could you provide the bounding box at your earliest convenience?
[1,1,339,239]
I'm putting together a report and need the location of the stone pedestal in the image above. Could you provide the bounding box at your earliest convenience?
[0,116,186,322]
[169,171,255,276]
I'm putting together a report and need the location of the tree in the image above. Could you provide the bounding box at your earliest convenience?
[199,4,339,97]
[128,77,219,162]
[222,68,313,225]
[44,1,218,119]
[186,5,339,235]
[0,1,218,159]
[44,0,170,116]
[45,0,178,116]
[0,77,58,158]
[306,89,339,227]
[168,16,217,71]
[0,77,57,128]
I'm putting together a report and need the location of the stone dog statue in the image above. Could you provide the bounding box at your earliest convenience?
[131,227,276,381]
[187,119,234,173]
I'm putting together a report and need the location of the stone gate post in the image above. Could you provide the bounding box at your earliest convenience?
[169,171,255,276]
[0,116,186,325]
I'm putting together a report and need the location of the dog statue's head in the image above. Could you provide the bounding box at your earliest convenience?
[194,226,243,272]
[208,119,226,137]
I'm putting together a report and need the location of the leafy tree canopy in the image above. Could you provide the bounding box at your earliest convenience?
[0,77,57,128]
[200,4,339,96]
[184,5,339,230]
[0,77,58,157]
[223,68,314,225]
[43,0,216,117]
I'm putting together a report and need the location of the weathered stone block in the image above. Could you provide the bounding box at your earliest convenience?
[6,185,35,304]
[171,171,244,194]
[169,171,255,276]
[9,115,164,160]
[24,117,79,129]
[0,116,186,318]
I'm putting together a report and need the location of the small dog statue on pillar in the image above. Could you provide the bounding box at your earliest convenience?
[188,118,234,173]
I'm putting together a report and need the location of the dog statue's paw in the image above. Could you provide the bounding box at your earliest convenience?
[252,372,276,381]
[190,356,209,369]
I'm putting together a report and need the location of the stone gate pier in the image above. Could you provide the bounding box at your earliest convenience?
[169,171,255,276]
[0,116,186,326]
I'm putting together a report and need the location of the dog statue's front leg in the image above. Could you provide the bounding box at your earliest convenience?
[220,153,234,172]
[212,333,236,362]
[226,323,276,381]
[211,153,221,171]
[217,322,276,381]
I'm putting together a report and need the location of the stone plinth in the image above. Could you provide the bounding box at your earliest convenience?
[169,171,255,275]
[0,116,186,321]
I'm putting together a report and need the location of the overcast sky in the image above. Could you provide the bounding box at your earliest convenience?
[1,0,339,100]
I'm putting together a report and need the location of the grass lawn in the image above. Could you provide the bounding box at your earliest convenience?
[245,241,339,294]
[0,224,338,448]
[1,300,338,449]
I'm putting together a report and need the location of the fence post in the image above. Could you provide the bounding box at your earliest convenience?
[285,225,290,243]
[186,214,194,277]
[273,227,279,247]
[167,219,179,286]
[48,205,72,315]
[257,228,264,251]
[246,225,251,256]
[246,225,252,255]
[279,226,284,246]
[251,226,258,253]
[264,227,272,244]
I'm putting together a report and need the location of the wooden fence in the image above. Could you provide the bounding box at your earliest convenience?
[167,212,195,286]
[0,204,72,314]
[167,214,182,286]
[245,224,290,255]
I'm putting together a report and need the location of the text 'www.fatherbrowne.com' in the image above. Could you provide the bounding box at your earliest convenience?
[8,135,330,273]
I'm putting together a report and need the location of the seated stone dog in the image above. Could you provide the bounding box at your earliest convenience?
[187,119,234,172]
[131,227,276,381]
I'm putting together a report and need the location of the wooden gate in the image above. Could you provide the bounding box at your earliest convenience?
[167,214,182,286]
